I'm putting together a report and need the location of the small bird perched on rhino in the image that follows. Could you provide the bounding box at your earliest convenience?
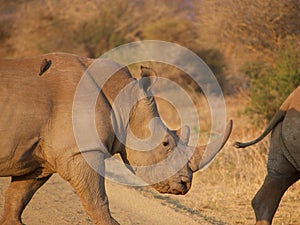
[235,86,300,225]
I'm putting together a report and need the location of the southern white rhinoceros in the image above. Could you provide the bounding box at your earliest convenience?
[0,53,232,225]
[235,86,300,225]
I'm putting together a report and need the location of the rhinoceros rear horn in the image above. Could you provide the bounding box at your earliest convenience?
[139,66,157,92]
[176,125,190,145]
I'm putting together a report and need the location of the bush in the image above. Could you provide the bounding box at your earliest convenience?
[0,14,13,42]
[74,11,127,58]
[244,47,300,122]
[195,48,226,91]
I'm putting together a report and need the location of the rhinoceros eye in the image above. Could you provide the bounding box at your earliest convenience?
[162,140,169,147]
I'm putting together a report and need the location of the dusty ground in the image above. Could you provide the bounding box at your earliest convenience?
[1,171,299,225]
[0,174,214,225]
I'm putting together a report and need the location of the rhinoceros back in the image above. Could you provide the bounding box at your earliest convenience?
[0,57,52,164]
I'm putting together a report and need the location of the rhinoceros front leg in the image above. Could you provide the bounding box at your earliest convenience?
[0,173,52,225]
[59,154,119,225]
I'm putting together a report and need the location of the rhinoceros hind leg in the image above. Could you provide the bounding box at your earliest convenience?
[252,171,299,225]
[0,174,52,225]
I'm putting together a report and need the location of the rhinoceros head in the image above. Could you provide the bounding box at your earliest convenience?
[116,66,232,195]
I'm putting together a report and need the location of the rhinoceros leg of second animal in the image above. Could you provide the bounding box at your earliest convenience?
[251,124,300,225]
[0,174,52,225]
[252,172,299,225]
[60,154,119,225]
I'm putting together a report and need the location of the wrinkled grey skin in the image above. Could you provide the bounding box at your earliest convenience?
[235,86,300,225]
[0,53,232,225]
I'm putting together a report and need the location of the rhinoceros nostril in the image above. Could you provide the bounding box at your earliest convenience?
[180,180,187,187]
[180,177,191,194]
[180,176,191,184]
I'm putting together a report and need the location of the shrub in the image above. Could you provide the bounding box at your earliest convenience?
[195,48,227,91]
[0,14,13,42]
[244,47,300,122]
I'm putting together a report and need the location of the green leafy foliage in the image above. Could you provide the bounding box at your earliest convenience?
[244,47,300,121]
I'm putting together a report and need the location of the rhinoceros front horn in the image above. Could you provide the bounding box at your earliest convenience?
[188,120,233,172]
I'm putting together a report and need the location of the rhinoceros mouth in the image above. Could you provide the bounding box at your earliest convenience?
[166,182,191,195]
[154,178,191,195]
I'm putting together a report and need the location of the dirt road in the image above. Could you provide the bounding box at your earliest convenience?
[0,175,213,225]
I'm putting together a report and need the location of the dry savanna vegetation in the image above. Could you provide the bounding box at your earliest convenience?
[0,1,299,224]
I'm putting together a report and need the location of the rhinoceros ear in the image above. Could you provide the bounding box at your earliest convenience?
[139,66,157,92]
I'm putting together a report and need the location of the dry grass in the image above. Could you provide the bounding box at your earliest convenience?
[156,93,300,225]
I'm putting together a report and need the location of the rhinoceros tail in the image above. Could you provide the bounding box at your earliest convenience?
[234,110,286,148]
